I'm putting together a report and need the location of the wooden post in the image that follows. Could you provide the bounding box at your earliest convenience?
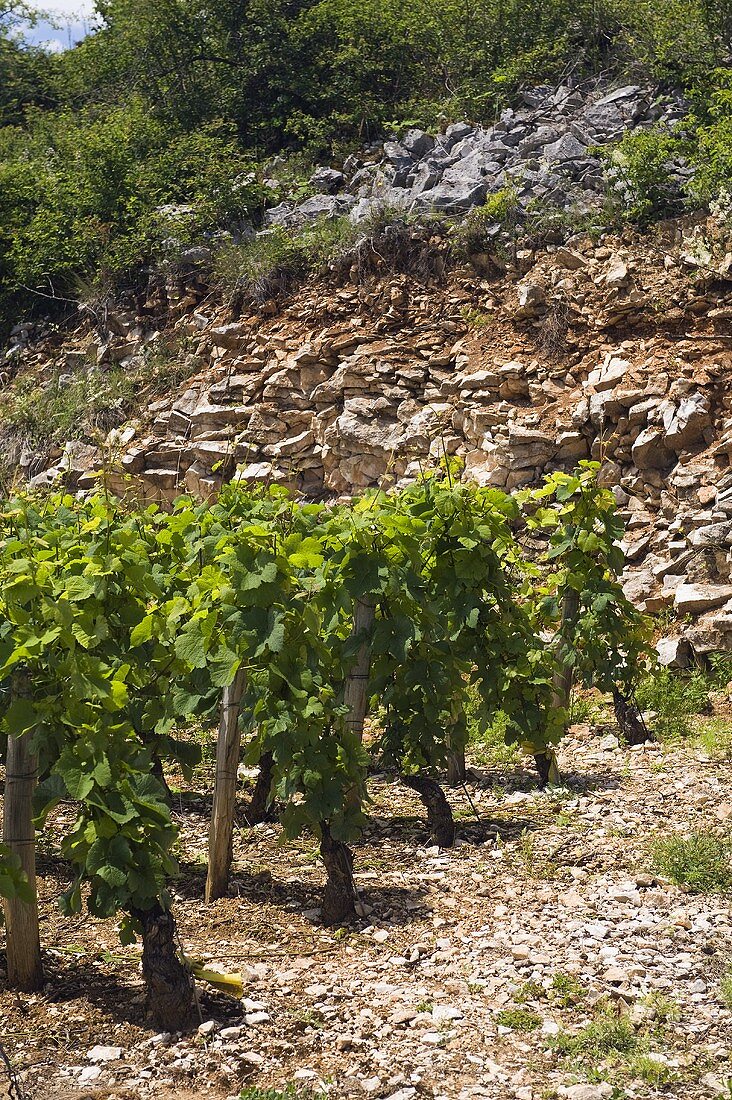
[343,599,375,742]
[206,666,247,903]
[552,588,580,713]
[3,677,43,991]
[536,588,580,786]
[446,747,466,785]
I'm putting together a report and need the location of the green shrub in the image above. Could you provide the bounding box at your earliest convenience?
[628,1053,678,1087]
[720,967,732,1009]
[551,972,586,1007]
[0,104,263,329]
[605,126,690,224]
[467,704,520,767]
[634,666,710,739]
[240,1089,325,1100]
[650,831,732,892]
[695,718,732,760]
[452,187,520,260]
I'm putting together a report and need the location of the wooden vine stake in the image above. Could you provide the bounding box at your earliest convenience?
[536,588,580,786]
[206,666,247,902]
[320,599,375,923]
[446,746,466,785]
[3,675,43,991]
[343,599,376,745]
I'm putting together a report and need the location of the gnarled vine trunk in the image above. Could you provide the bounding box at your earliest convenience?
[132,902,194,1031]
[533,752,552,788]
[246,751,274,824]
[402,774,455,847]
[319,822,355,926]
[612,688,651,746]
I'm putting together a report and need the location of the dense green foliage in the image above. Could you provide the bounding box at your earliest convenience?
[0,463,650,942]
[0,0,731,332]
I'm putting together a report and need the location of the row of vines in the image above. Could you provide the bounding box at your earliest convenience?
[0,461,652,1029]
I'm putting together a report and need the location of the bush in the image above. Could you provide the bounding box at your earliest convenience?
[690,69,732,204]
[650,831,732,892]
[0,104,263,330]
[634,666,710,739]
[1,345,194,450]
[496,1007,542,1031]
[451,186,520,260]
[605,126,690,224]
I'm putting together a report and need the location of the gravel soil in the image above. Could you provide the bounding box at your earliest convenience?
[2,724,731,1100]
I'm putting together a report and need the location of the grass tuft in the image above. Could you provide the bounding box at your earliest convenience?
[551,1003,639,1059]
[496,1007,542,1031]
[650,831,732,893]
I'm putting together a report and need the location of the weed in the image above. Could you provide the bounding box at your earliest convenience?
[496,1007,542,1031]
[642,992,681,1025]
[650,831,732,893]
[290,1009,325,1029]
[217,207,437,307]
[551,1002,639,1059]
[467,705,520,768]
[459,305,492,330]
[1,343,193,451]
[628,1052,678,1087]
[695,718,732,760]
[452,186,520,261]
[551,972,585,1007]
[634,666,711,739]
[515,980,544,1003]
[240,1089,325,1100]
[719,968,732,1009]
[568,690,604,725]
[415,1000,433,1013]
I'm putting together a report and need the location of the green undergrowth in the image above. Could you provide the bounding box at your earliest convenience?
[650,831,732,893]
[467,694,521,768]
[1,345,195,451]
[635,653,732,741]
[550,1000,679,1089]
[720,968,732,1010]
[634,666,711,739]
[694,717,732,760]
[214,206,435,305]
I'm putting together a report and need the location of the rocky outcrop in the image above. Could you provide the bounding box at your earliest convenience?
[268,80,689,228]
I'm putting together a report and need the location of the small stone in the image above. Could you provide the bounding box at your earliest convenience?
[87,1045,123,1063]
[219,1026,243,1041]
[603,966,630,984]
[432,1004,464,1022]
[420,1031,445,1045]
[560,1085,613,1100]
[78,1066,102,1084]
[244,1011,271,1025]
[197,1020,218,1036]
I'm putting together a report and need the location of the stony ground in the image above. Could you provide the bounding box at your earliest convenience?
[2,722,732,1100]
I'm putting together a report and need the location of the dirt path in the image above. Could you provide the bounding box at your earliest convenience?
[3,725,731,1100]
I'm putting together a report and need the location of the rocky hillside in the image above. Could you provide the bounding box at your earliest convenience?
[5,209,732,654]
[3,78,732,662]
